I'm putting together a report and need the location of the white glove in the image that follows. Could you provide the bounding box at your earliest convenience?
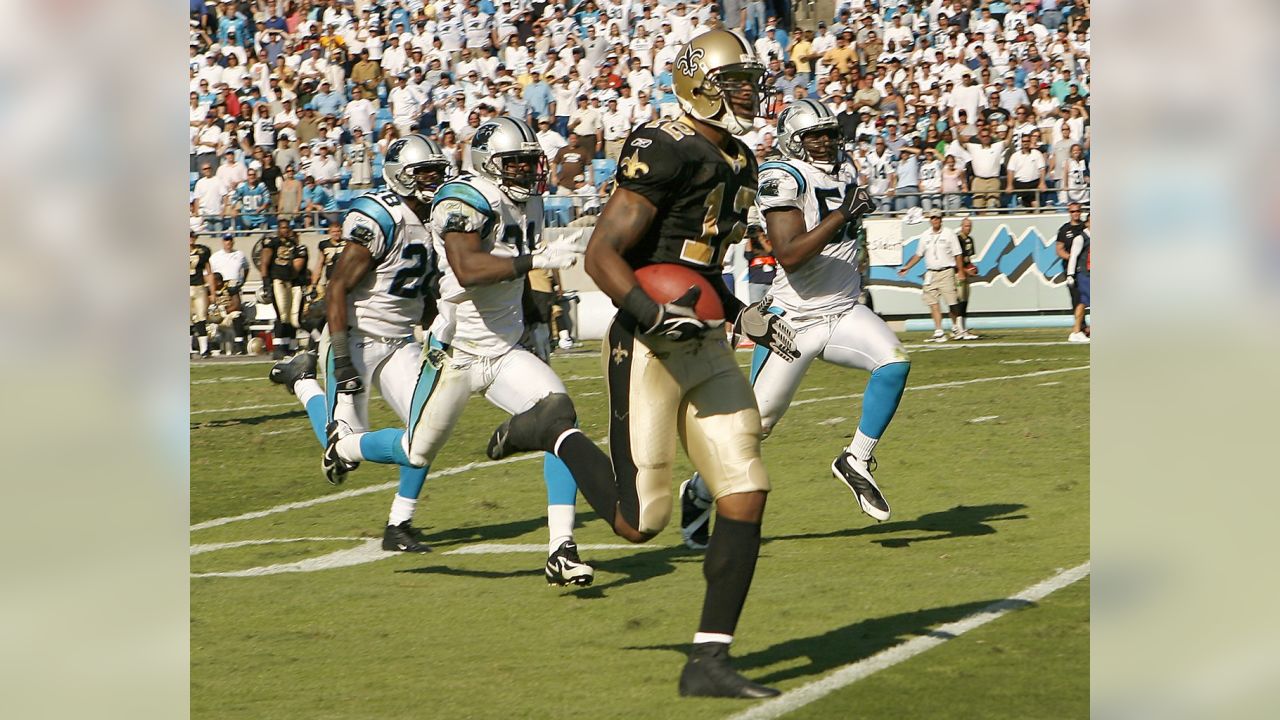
[1066,274,1076,287]
[532,241,578,270]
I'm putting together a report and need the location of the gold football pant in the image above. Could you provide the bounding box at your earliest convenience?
[189,285,209,323]
[602,317,770,535]
[271,279,303,333]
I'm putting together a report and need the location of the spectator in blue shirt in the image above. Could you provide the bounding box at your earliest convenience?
[525,70,552,119]
[311,80,346,118]
[772,62,802,99]
[301,176,336,228]
[234,169,272,230]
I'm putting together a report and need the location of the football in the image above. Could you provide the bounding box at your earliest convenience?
[634,263,725,322]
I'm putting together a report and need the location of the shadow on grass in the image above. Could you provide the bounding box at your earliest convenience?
[768,503,1028,548]
[628,596,1033,685]
[192,408,307,430]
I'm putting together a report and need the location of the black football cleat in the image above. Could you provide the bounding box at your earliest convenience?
[268,350,317,395]
[679,643,780,699]
[679,475,712,550]
[831,452,891,521]
[382,521,432,553]
[321,420,359,486]
[545,540,594,586]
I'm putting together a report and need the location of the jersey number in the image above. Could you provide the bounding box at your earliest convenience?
[389,245,431,298]
[501,222,538,255]
[814,186,858,245]
[685,183,756,266]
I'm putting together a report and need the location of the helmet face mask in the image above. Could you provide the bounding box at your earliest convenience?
[404,162,450,203]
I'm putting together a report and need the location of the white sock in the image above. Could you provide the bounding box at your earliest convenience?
[196,335,208,353]
[547,504,575,555]
[693,632,733,645]
[295,378,323,406]
[955,318,966,333]
[336,433,365,462]
[558,329,571,341]
[388,495,416,526]
[848,430,878,462]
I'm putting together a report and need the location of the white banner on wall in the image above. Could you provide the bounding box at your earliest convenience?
[864,218,904,266]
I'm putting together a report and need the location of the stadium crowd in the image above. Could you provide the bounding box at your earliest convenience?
[189,0,1091,233]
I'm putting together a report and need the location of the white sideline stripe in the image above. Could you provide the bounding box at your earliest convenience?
[902,341,1082,350]
[789,365,1087,408]
[442,543,639,555]
[192,393,385,416]
[192,539,388,577]
[191,366,1089,532]
[726,562,1091,720]
[190,536,364,555]
[968,415,1000,423]
[190,453,544,531]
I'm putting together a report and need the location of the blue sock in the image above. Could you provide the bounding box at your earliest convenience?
[543,452,578,506]
[859,361,911,438]
[398,465,429,499]
[358,429,412,466]
[304,394,328,445]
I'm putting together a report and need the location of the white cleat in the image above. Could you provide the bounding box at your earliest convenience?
[1067,331,1090,343]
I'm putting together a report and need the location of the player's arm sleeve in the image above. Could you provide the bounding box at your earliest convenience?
[613,125,686,208]
[756,164,804,213]
[342,199,394,263]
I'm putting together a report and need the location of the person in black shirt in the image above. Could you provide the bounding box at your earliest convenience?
[190,231,214,357]
[1056,202,1091,342]
[258,224,307,358]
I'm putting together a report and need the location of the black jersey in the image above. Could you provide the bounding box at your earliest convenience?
[263,236,305,281]
[615,117,758,284]
[317,238,346,281]
[189,243,211,286]
[957,232,976,265]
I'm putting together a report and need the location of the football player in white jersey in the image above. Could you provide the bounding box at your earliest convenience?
[268,134,453,554]
[325,117,618,586]
[680,99,912,548]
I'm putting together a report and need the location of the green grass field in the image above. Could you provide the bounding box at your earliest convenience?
[191,328,1089,719]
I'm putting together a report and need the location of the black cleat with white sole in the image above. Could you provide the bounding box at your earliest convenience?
[831,451,891,521]
[679,476,711,550]
[382,521,432,553]
[545,539,594,586]
[679,642,780,699]
[268,350,317,394]
[321,420,359,486]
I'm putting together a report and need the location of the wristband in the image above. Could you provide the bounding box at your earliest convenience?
[330,329,350,359]
[620,286,661,330]
[513,255,534,276]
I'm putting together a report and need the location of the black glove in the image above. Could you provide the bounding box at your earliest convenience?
[735,300,800,362]
[623,285,719,342]
[837,185,876,222]
[332,355,364,395]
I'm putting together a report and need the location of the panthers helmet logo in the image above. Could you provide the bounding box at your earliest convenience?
[472,124,497,149]
[385,138,407,163]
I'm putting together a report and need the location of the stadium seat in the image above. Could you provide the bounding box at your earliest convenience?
[592,158,616,188]
[543,196,574,227]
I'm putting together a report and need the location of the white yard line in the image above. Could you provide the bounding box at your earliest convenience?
[789,365,1087,408]
[968,415,1000,423]
[190,536,364,555]
[725,562,1091,720]
[190,453,545,531]
[191,366,1088,533]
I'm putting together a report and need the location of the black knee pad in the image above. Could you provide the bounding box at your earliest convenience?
[529,392,577,447]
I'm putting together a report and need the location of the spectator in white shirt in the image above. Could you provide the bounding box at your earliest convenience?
[344,86,377,138]
[215,151,248,189]
[535,117,568,159]
[192,164,230,230]
[601,98,631,162]
[309,145,341,189]
[1006,134,1047,207]
[210,234,250,290]
[897,209,972,341]
[388,74,421,137]
[380,35,408,77]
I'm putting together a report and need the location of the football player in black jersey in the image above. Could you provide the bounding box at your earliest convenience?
[581,29,800,699]
[314,223,346,300]
[258,224,308,359]
[208,272,247,355]
[189,231,214,358]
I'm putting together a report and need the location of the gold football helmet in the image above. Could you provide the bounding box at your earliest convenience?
[672,29,766,135]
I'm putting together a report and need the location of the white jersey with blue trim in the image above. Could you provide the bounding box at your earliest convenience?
[756,157,864,318]
[428,173,544,357]
[341,189,434,339]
